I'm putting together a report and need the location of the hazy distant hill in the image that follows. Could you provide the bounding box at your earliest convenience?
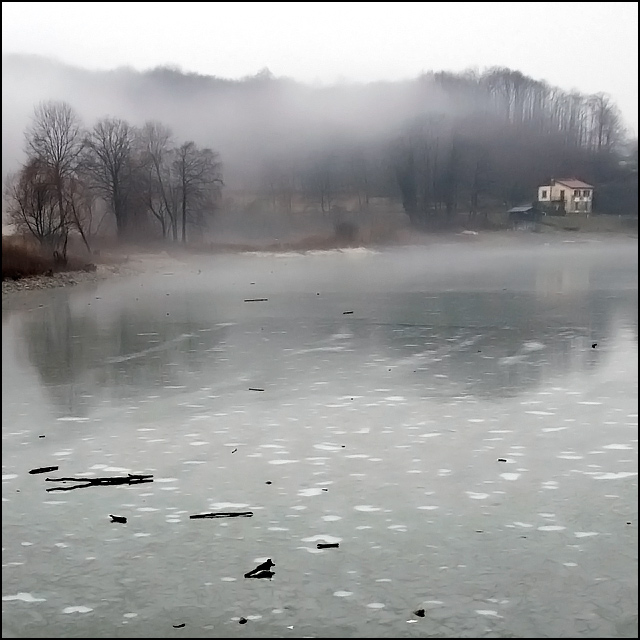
[2,53,442,189]
[3,54,636,223]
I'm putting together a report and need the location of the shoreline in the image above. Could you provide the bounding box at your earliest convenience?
[3,227,637,300]
[2,264,121,294]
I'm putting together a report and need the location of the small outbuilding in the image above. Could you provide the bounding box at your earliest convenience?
[508,204,540,229]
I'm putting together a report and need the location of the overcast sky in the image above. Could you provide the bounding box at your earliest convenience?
[2,1,638,134]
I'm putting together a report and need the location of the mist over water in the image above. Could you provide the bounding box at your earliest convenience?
[2,237,637,638]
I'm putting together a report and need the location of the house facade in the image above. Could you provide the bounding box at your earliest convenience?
[537,178,594,213]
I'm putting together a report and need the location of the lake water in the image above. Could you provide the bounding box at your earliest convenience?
[2,236,638,638]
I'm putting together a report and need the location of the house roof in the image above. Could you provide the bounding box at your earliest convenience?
[554,178,593,189]
[508,205,534,213]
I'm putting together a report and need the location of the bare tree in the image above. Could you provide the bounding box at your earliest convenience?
[83,118,137,238]
[392,137,418,223]
[24,101,85,257]
[64,175,99,248]
[137,121,177,239]
[587,93,624,153]
[347,148,371,210]
[301,153,340,214]
[5,159,68,252]
[173,141,223,243]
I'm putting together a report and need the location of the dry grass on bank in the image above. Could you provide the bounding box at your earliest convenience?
[2,236,97,281]
[188,219,407,254]
[537,213,638,233]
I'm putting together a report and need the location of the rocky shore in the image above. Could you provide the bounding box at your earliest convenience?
[1,263,132,295]
[1,250,191,304]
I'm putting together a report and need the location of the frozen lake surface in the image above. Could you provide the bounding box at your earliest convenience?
[2,237,638,638]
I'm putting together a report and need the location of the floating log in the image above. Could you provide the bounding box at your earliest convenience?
[342,311,354,315]
[248,388,264,392]
[244,298,268,302]
[244,570,274,580]
[317,543,339,549]
[45,473,153,492]
[29,466,59,474]
[109,514,127,524]
[190,511,253,519]
[244,559,275,578]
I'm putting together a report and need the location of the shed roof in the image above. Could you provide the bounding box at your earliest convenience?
[508,205,534,213]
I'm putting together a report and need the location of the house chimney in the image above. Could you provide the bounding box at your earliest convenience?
[550,178,555,186]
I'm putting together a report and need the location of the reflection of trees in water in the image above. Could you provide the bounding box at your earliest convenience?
[211,290,638,401]
[374,291,637,398]
[21,297,228,415]
[20,287,637,415]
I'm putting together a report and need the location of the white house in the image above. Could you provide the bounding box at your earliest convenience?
[537,178,594,213]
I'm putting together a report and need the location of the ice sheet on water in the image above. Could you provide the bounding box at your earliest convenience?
[2,593,46,603]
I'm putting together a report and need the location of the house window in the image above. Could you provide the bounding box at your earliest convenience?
[541,189,547,199]
[574,190,580,197]
[583,190,590,197]
[560,190,565,200]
